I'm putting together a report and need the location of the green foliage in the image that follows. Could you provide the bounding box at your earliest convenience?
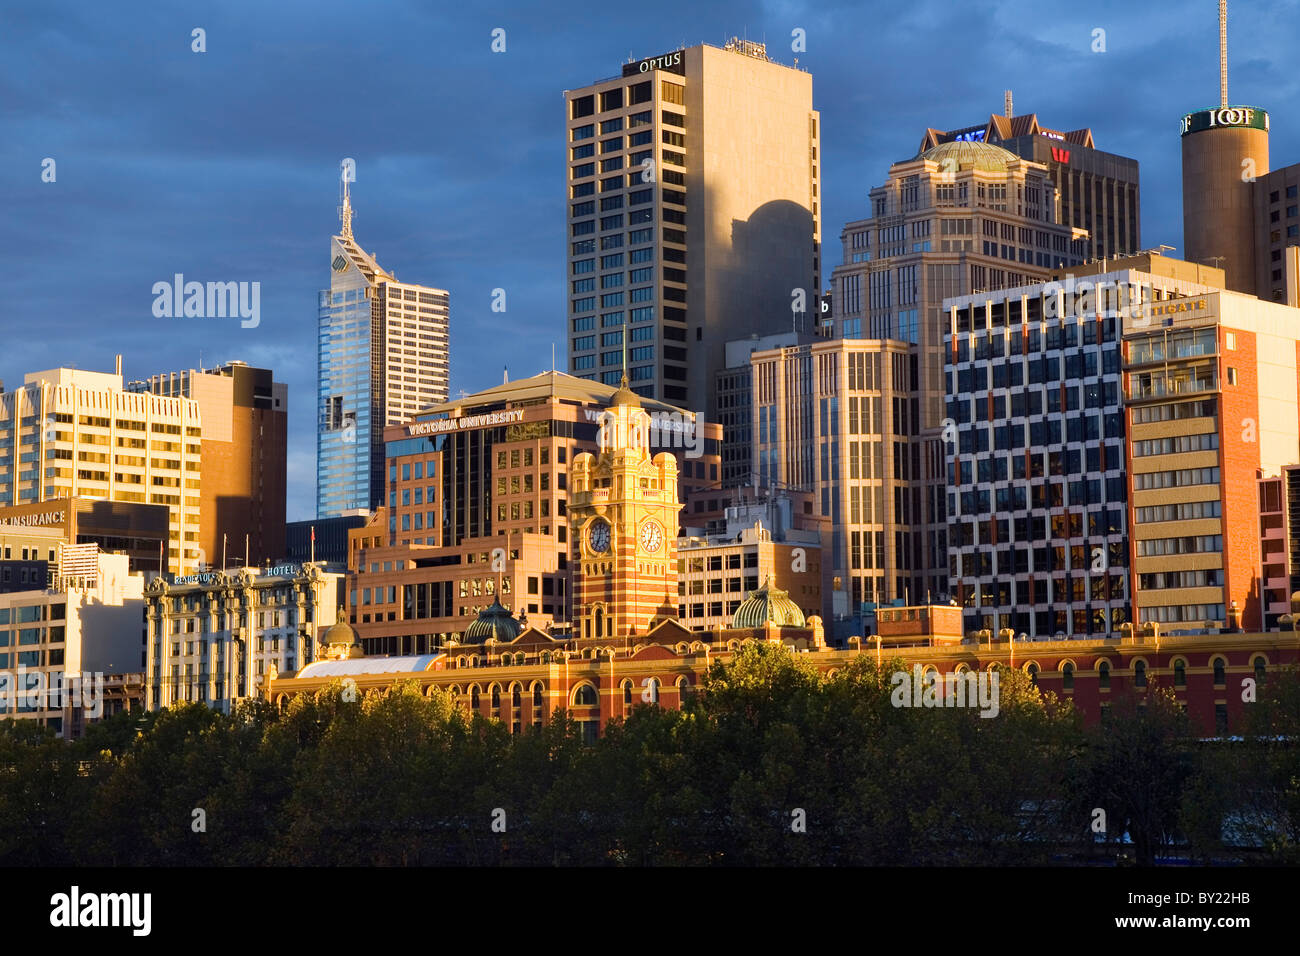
[0,651,1295,865]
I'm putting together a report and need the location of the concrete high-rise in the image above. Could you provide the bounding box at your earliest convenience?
[943,256,1226,637]
[821,140,1087,608]
[317,183,450,519]
[1181,105,1270,293]
[139,362,288,567]
[0,366,202,575]
[564,39,820,420]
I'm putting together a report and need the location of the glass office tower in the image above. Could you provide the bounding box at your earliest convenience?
[317,189,449,519]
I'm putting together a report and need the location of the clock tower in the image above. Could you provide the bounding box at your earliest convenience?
[569,379,683,641]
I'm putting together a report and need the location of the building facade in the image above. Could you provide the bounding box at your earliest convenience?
[139,361,288,567]
[0,367,202,575]
[0,498,169,576]
[144,563,343,713]
[344,371,721,650]
[943,257,1229,636]
[317,186,450,518]
[0,548,145,739]
[750,337,926,615]
[1253,163,1300,304]
[1122,286,1300,631]
[919,109,1141,260]
[564,39,820,418]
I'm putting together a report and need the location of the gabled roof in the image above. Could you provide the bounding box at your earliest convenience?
[416,370,690,419]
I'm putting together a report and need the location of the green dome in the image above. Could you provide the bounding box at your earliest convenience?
[463,597,524,644]
[919,140,1017,173]
[731,578,806,629]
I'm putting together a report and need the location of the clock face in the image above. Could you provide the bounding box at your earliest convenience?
[639,521,663,553]
[587,519,611,554]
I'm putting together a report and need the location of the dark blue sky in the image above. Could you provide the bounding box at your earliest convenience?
[4,0,1298,520]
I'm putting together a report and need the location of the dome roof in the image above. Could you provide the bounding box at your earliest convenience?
[608,374,642,409]
[732,578,806,629]
[323,609,359,647]
[463,597,524,644]
[919,140,1018,173]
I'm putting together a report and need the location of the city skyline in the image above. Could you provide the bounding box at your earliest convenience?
[5,0,1300,521]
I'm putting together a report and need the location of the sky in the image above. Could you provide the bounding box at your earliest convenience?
[3,0,1298,521]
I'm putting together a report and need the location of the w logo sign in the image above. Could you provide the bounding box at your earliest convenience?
[1051,147,1071,164]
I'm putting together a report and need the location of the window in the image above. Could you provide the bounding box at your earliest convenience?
[1173,659,1186,688]
[1062,661,1074,691]
[1133,659,1146,687]
[1098,660,1110,690]
[1212,657,1225,686]
[573,684,598,707]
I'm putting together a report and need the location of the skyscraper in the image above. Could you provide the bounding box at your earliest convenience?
[317,182,450,519]
[819,140,1086,607]
[564,39,821,420]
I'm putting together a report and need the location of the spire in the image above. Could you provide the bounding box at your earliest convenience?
[340,173,354,240]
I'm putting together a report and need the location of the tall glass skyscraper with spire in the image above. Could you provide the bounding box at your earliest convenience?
[317,181,449,519]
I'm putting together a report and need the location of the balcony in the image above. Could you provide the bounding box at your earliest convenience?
[1127,371,1217,402]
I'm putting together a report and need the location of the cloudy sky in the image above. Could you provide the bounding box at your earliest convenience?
[4,0,1298,520]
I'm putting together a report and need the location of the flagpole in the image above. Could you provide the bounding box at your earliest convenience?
[310,525,315,565]
[222,533,227,571]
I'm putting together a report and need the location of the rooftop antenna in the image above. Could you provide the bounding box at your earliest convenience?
[503,365,508,385]
[339,163,354,240]
[1219,0,1228,107]
[1004,89,1013,118]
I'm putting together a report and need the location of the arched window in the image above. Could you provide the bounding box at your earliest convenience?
[490,685,501,716]
[470,685,481,710]
[532,683,544,709]
[622,679,633,708]
[540,651,551,664]
[1254,656,1266,684]
[511,684,522,708]
[593,606,604,639]
[1213,657,1226,687]
[1026,662,1039,686]
[573,684,598,707]
[676,676,690,698]
[1098,660,1110,690]
[1134,660,1147,687]
[1062,661,1074,691]
[1173,659,1186,688]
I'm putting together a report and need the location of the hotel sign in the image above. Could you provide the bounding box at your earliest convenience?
[406,409,525,436]
[623,50,685,77]
[1181,107,1269,136]
[173,564,306,586]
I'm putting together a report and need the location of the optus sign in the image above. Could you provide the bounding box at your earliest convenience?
[1181,107,1269,136]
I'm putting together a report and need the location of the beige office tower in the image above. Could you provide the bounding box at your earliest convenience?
[824,141,1086,605]
[1181,106,1270,293]
[0,367,202,575]
[750,337,920,613]
[564,40,820,422]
